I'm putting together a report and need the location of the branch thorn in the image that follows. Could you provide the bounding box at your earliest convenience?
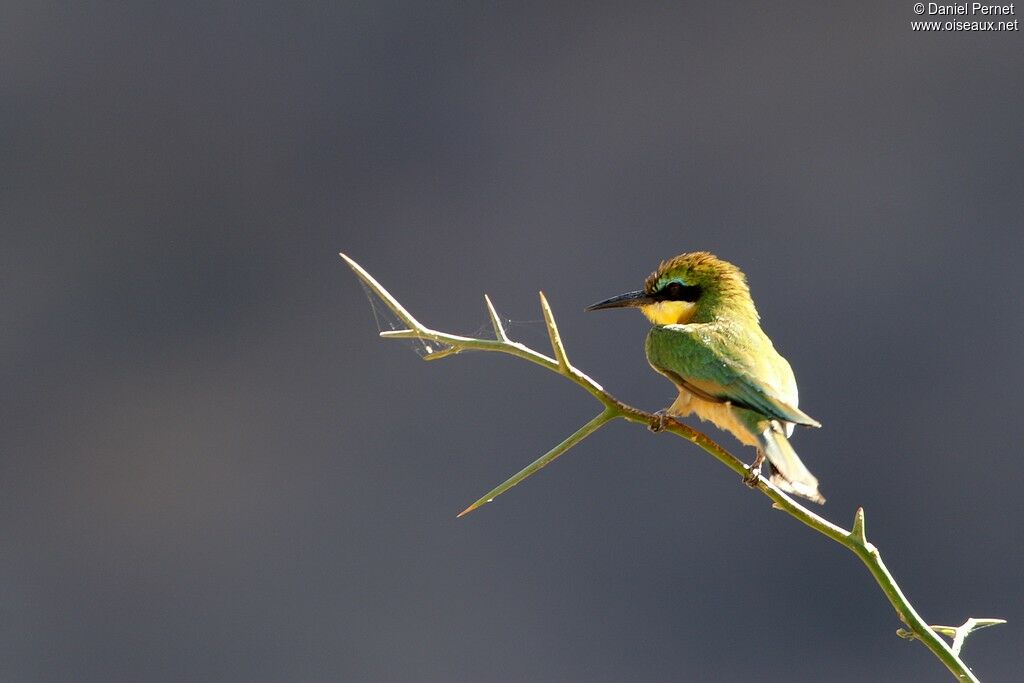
[484,294,510,343]
[852,507,867,544]
[539,291,570,371]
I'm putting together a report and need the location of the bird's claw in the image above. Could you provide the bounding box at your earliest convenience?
[742,466,762,488]
[649,409,672,432]
[743,449,766,488]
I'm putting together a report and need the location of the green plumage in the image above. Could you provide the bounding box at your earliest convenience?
[645,323,819,429]
[588,251,825,503]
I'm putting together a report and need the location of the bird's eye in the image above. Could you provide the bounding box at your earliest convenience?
[659,281,701,302]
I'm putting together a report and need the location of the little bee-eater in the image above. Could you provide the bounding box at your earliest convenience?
[587,252,824,503]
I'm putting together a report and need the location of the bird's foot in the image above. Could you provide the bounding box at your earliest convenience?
[742,449,767,488]
[742,466,762,488]
[649,409,673,433]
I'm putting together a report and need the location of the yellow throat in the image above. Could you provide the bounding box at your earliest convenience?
[640,300,698,325]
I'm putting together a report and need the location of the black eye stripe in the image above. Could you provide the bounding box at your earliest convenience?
[655,282,702,302]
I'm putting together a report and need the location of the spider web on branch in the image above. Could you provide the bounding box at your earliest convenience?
[356,280,544,358]
[356,279,450,357]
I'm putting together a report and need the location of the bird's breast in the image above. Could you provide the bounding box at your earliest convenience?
[668,389,762,448]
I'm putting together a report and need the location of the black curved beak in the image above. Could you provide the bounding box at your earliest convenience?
[585,290,653,311]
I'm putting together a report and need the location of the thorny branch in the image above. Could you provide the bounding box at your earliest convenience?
[341,253,1003,682]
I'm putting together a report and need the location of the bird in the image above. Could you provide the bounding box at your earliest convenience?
[586,251,825,503]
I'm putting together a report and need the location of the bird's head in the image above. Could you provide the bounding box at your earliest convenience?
[586,251,756,325]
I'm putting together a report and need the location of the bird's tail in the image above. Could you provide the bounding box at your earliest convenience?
[759,422,825,504]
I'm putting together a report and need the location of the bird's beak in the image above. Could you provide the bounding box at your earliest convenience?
[585,290,653,311]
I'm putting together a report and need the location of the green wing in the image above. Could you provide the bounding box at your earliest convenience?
[646,324,820,427]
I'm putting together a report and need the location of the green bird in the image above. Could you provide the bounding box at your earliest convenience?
[586,252,825,503]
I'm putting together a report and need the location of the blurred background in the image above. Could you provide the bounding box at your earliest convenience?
[3,2,1022,681]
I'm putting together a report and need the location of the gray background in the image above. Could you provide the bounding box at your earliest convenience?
[3,2,1022,681]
